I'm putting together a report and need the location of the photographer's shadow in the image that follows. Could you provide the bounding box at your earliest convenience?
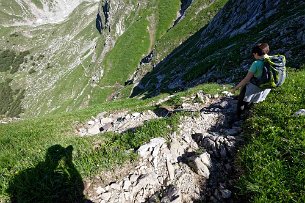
[7,144,90,203]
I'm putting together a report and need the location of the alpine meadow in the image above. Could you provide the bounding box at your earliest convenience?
[0,0,305,202]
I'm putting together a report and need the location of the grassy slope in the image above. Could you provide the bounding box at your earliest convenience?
[91,0,181,103]
[238,68,305,202]
[0,83,224,201]
[154,0,228,62]
[131,0,229,97]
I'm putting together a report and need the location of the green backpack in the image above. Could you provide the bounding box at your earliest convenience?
[251,55,287,89]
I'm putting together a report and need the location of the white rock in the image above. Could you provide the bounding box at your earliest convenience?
[190,157,210,178]
[199,152,211,168]
[96,186,105,194]
[152,145,160,157]
[123,180,131,191]
[222,91,233,97]
[294,109,305,116]
[87,124,101,135]
[88,120,95,125]
[169,139,185,163]
[138,138,166,158]
[132,112,141,117]
[130,174,139,183]
[101,192,111,201]
[124,192,131,201]
[110,183,121,191]
[100,117,113,124]
[167,159,175,180]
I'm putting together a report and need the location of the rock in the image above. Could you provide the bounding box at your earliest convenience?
[132,112,141,117]
[189,156,210,178]
[213,189,222,201]
[125,114,131,119]
[138,138,166,158]
[100,192,111,201]
[219,101,229,109]
[152,145,160,158]
[100,123,112,132]
[123,180,131,191]
[222,91,233,97]
[167,159,175,180]
[87,124,101,135]
[220,145,227,158]
[199,152,211,168]
[96,186,105,194]
[130,174,139,183]
[110,183,121,190]
[213,94,219,98]
[88,120,95,125]
[169,139,185,163]
[78,127,87,136]
[196,91,208,103]
[100,117,113,124]
[224,128,239,136]
[294,109,305,116]
[124,192,131,201]
[220,189,232,199]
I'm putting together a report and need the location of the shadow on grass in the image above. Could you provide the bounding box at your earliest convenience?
[7,144,91,203]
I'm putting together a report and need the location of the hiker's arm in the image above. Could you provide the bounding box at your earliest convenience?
[232,72,254,92]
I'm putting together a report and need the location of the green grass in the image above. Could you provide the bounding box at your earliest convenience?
[237,68,305,202]
[0,97,177,201]
[0,82,224,202]
[155,0,180,40]
[100,17,150,86]
[154,0,228,62]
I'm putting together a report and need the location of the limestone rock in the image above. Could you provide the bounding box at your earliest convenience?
[294,109,305,116]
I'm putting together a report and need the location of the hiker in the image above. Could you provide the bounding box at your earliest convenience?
[231,43,271,118]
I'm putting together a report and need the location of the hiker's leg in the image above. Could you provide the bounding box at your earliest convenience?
[237,85,248,118]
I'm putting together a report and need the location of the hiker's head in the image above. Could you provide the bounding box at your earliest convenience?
[252,43,269,58]
[259,43,270,54]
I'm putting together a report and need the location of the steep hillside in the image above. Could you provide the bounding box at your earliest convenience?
[1,0,305,202]
[0,0,225,118]
[132,0,305,98]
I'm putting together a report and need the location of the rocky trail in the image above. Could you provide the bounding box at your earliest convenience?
[79,91,244,203]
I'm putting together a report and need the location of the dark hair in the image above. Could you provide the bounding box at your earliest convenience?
[252,43,269,56]
[259,43,270,54]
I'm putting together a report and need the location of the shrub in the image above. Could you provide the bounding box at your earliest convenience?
[29,68,36,74]
[0,80,25,117]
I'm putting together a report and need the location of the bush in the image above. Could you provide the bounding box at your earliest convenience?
[0,80,25,117]
[0,49,30,73]
[0,50,15,72]
[29,68,36,74]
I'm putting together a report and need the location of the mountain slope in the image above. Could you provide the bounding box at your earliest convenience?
[132,0,305,98]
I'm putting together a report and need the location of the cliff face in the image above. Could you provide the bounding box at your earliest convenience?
[132,0,305,97]
[199,0,281,45]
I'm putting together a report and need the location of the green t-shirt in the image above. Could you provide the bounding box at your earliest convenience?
[249,59,264,78]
